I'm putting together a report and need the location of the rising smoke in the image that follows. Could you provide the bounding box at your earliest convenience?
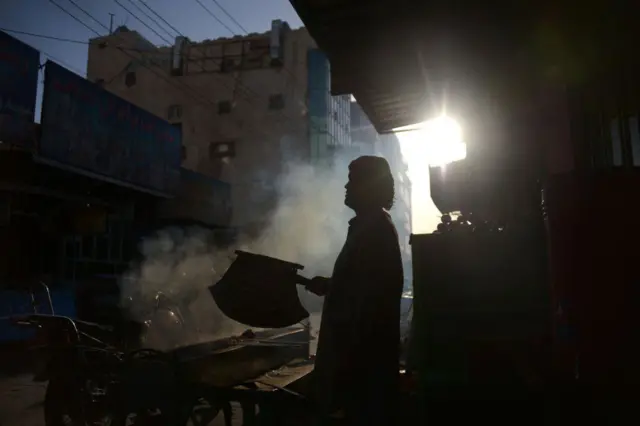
[246,158,353,312]
[120,153,358,349]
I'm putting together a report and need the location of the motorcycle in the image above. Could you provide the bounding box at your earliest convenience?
[13,313,182,426]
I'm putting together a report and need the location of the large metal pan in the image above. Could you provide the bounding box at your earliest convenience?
[209,251,310,328]
[120,327,310,395]
[174,327,310,387]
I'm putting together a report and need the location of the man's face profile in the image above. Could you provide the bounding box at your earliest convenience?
[344,173,354,208]
[345,156,393,212]
[344,171,365,210]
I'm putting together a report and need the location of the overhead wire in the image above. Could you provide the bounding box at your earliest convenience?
[108,0,290,139]
[48,0,229,117]
[107,0,319,138]
[176,0,331,136]
[138,0,183,39]
[54,0,203,99]
[50,0,327,142]
[110,0,276,139]
[208,0,249,34]
[192,0,237,35]
[197,0,330,104]
[5,33,85,77]
[200,1,313,102]
[1,28,88,45]
[0,26,84,76]
[0,27,171,54]
[113,0,261,135]
[182,0,335,135]
[114,3,242,95]
[0,31,84,114]
[112,0,172,44]
[48,0,336,143]
[49,0,102,36]
[123,0,177,40]
[64,0,110,32]
[48,0,274,141]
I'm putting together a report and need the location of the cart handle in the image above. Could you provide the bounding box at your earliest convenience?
[26,282,55,315]
[9,314,80,343]
[36,282,55,315]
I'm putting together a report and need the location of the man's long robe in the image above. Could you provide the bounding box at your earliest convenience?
[313,210,404,424]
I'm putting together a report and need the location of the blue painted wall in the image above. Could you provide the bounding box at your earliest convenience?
[0,286,77,342]
[40,61,181,194]
[307,49,350,162]
[0,30,40,148]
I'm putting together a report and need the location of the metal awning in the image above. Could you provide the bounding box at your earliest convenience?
[290,0,630,133]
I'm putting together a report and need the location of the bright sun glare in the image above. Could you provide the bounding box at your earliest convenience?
[395,115,467,233]
[396,115,467,181]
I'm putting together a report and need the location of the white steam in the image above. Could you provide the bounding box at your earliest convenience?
[120,227,242,349]
[120,155,357,350]
[244,160,352,312]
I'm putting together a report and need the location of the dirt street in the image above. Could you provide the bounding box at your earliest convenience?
[0,375,46,426]
[0,375,240,426]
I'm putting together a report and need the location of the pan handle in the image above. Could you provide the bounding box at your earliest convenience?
[296,275,311,286]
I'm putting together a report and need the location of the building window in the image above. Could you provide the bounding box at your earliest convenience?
[168,104,183,121]
[218,100,232,115]
[268,94,285,110]
[181,144,187,161]
[209,141,236,160]
[124,71,136,88]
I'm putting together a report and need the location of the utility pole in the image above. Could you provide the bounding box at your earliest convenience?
[109,13,115,34]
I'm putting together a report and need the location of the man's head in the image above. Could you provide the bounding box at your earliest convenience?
[345,156,395,213]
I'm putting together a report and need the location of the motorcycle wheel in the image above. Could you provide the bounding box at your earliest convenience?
[44,378,127,426]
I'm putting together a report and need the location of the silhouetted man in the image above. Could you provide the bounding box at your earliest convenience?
[306,156,404,425]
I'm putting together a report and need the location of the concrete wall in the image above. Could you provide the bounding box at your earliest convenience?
[87,24,317,229]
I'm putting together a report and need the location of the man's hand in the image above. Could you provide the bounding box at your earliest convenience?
[306,276,330,296]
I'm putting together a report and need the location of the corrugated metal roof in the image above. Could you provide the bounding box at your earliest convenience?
[289,1,533,132]
[290,0,634,133]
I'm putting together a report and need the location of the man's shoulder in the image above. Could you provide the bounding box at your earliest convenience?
[358,212,399,240]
